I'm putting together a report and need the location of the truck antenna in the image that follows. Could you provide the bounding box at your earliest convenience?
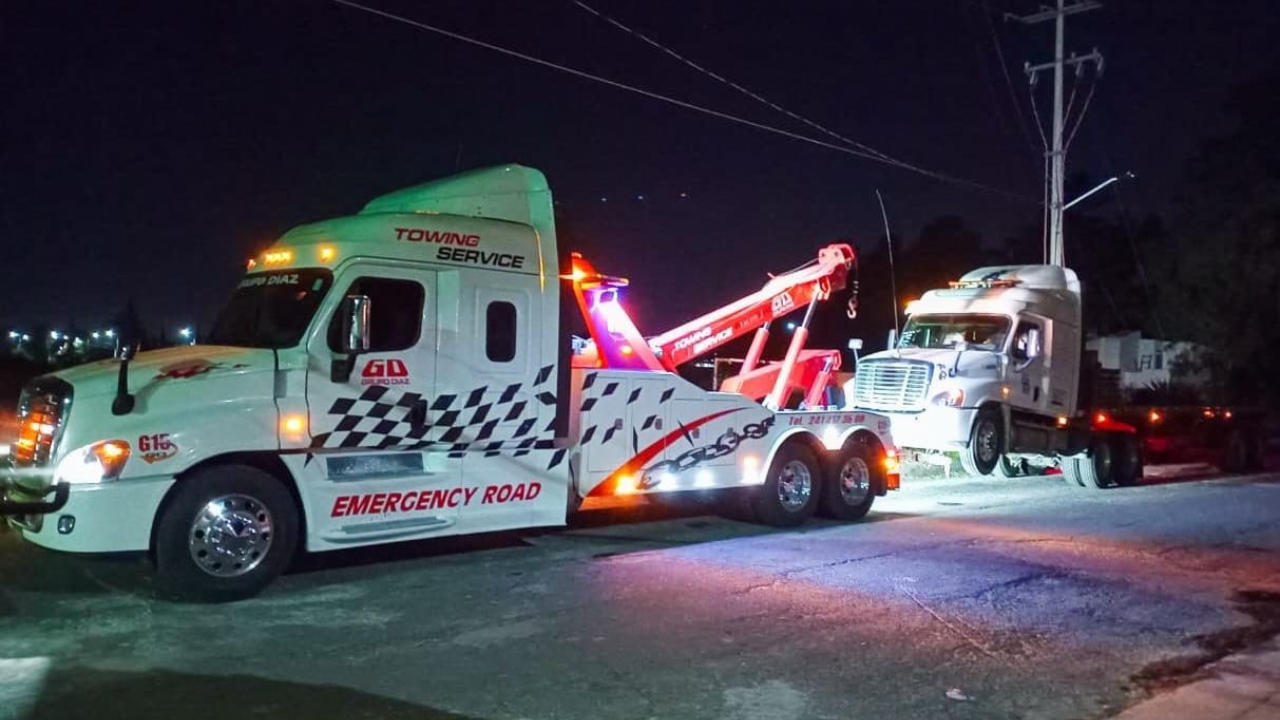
[875,189,900,341]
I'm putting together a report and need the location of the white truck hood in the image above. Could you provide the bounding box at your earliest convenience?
[54,346,276,402]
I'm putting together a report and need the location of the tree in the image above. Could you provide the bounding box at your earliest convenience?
[112,300,148,355]
[1155,73,1280,403]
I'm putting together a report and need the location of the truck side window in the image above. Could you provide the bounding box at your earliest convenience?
[327,277,424,352]
[1011,321,1041,362]
[486,301,517,362]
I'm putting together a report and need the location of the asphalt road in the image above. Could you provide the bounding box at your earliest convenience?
[2,468,1279,720]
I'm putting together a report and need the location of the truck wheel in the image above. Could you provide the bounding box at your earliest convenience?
[963,407,1003,476]
[752,443,820,528]
[819,440,879,521]
[153,464,299,603]
[1111,433,1143,487]
[991,455,1025,479]
[1060,457,1086,487]
[1075,436,1114,489]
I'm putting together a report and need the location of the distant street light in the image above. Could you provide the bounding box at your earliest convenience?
[1064,172,1136,211]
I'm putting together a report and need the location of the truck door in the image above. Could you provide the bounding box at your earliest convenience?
[1009,317,1049,416]
[305,265,463,541]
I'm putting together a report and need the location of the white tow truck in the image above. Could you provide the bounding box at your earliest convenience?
[2,164,900,601]
[848,264,1143,488]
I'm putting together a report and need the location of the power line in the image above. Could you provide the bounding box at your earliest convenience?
[572,0,896,163]
[979,0,1040,158]
[329,0,1030,201]
[1064,76,1098,149]
[961,0,1020,190]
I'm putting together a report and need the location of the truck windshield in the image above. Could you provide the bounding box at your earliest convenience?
[898,314,1011,352]
[208,269,334,349]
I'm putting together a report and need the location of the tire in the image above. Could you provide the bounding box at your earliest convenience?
[963,407,1003,476]
[819,440,880,521]
[153,464,299,603]
[1075,435,1114,489]
[991,454,1026,480]
[751,443,821,528]
[1060,457,1086,487]
[1111,433,1143,487]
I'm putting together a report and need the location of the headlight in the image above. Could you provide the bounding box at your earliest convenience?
[930,388,965,407]
[54,440,131,485]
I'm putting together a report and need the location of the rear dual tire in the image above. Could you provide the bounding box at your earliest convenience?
[748,439,883,527]
[1061,433,1141,489]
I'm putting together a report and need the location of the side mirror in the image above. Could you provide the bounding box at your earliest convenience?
[1025,328,1042,360]
[847,338,863,351]
[331,294,371,383]
[340,294,372,354]
[886,329,897,350]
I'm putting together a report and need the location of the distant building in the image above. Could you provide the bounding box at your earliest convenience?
[1086,332,1203,390]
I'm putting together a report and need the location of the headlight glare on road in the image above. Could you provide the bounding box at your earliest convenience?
[55,440,131,484]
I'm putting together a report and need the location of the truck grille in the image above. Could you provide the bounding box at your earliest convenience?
[852,360,932,411]
[11,377,73,469]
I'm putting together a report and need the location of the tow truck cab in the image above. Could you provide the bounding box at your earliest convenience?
[3,164,900,601]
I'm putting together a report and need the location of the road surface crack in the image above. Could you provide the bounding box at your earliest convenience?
[894,577,1000,660]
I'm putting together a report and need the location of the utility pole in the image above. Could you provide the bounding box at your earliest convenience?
[1008,0,1103,267]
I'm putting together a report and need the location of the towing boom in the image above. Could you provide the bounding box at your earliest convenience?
[649,243,856,370]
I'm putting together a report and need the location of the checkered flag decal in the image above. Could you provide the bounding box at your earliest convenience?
[311,365,557,459]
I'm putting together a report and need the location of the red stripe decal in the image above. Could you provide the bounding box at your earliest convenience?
[588,408,746,497]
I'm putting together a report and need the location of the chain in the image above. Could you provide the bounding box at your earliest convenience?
[640,417,775,488]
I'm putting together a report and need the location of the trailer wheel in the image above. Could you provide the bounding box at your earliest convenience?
[819,440,879,521]
[1111,433,1143,487]
[153,464,299,603]
[962,407,1003,476]
[1059,457,1086,487]
[1074,436,1114,489]
[752,443,820,528]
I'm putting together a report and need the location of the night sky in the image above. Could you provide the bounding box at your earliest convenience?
[3,0,1276,340]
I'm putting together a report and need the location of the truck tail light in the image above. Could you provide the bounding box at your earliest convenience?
[883,448,901,490]
[883,448,900,474]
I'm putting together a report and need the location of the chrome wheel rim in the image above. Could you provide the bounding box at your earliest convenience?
[838,457,871,505]
[777,460,813,511]
[189,494,274,578]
